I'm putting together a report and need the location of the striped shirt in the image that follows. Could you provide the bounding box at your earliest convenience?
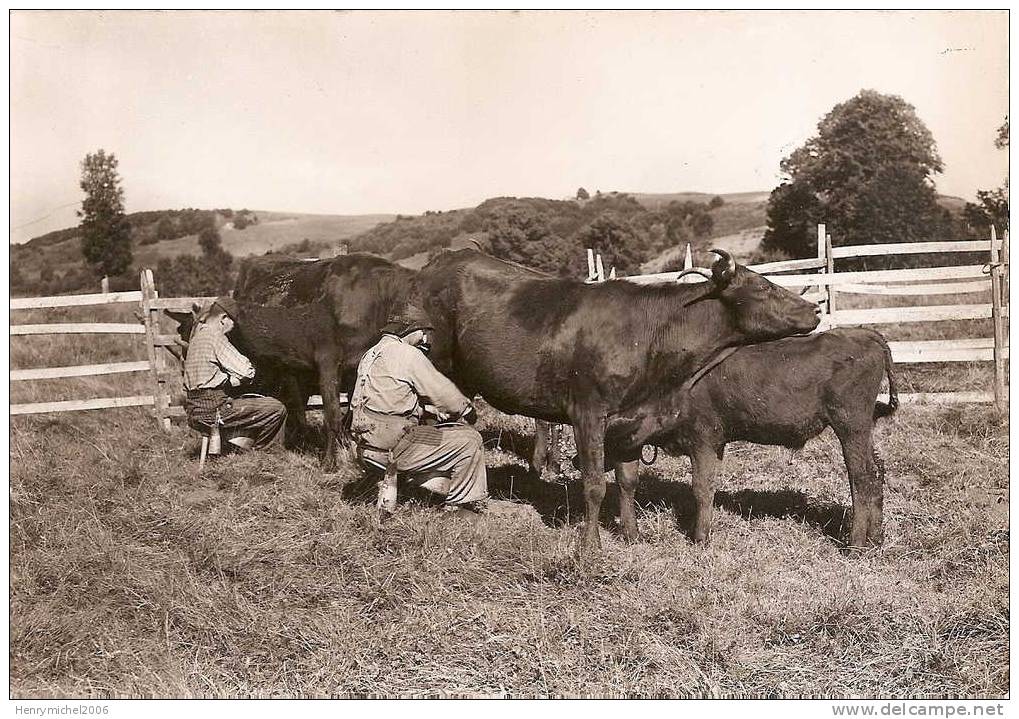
[183,322,256,391]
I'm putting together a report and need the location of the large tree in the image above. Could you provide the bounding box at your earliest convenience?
[964,117,1009,233]
[79,149,133,278]
[762,90,947,258]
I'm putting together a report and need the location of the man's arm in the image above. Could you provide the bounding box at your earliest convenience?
[400,345,471,418]
[212,333,256,382]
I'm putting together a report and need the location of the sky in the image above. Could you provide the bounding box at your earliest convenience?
[8,10,1010,245]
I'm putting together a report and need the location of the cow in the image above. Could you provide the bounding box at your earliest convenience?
[166,253,418,468]
[233,252,564,478]
[412,247,821,552]
[601,327,898,549]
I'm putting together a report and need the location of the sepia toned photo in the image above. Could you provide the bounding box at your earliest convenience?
[8,10,1010,705]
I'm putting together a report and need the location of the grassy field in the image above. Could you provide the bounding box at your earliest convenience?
[9,299,1009,698]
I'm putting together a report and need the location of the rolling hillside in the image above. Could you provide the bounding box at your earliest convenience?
[11,210,395,294]
[10,189,976,295]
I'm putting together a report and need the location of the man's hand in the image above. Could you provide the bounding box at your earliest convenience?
[460,405,478,425]
[228,375,242,387]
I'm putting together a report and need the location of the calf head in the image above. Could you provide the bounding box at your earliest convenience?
[682,249,820,341]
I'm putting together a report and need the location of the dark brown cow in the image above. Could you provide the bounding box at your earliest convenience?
[413,248,821,551]
[167,253,418,468]
[605,327,898,548]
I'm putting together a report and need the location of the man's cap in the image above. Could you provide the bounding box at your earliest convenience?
[381,305,434,337]
[212,297,240,321]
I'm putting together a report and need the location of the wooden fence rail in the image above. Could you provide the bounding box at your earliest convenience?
[10,323,146,335]
[10,290,143,310]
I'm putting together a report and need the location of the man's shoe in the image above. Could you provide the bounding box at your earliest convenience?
[441,503,485,524]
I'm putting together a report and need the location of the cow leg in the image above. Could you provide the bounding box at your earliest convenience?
[317,352,343,471]
[690,444,721,544]
[531,420,549,475]
[280,373,307,447]
[615,459,640,543]
[573,414,608,553]
[836,427,883,549]
[547,423,562,475]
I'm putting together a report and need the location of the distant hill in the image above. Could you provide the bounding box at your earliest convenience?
[631,190,770,208]
[11,209,395,294]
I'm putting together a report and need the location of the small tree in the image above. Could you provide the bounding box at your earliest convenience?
[576,187,590,201]
[78,149,133,278]
[576,212,646,273]
[155,215,176,241]
[198,222,223,256]
[708,195,724,209]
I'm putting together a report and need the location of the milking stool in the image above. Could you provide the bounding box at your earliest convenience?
[357,445,451,522]
[197,411,223,472]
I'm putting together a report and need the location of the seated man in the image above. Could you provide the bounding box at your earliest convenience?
[350,309,488,515]
[182,298,287,452]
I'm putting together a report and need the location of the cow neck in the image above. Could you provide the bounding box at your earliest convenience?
[645,292,740,358]
[607,294,739,448]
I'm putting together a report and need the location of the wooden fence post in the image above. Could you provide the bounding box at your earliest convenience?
[825,231,835,322]
[989,227,1008,413]
[140,269,171,431]
[817,224,834,328]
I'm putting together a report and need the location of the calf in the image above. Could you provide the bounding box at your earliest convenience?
[609,327,898,548]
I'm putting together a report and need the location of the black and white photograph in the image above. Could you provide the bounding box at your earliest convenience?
[7,9,1010,704]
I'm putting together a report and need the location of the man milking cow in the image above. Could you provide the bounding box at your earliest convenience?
[349,307,489,518]
[182,298,288,452]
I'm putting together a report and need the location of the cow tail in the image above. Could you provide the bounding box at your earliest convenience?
[872,332,899,420]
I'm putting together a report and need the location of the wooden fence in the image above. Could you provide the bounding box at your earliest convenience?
[10,269,215,429]
[587,224,1010,409]
[11,227,1010,426]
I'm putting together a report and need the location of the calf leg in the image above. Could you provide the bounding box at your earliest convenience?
[573,414,608,554]
[690,445,721,544]
[531,421,563,481]
[836,427,884,548]
[615,459,640,543]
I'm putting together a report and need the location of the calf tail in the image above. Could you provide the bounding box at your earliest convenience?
[872,332,899,420]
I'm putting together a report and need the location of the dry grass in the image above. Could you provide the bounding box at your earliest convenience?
[9,318,1009,698]
[11,280,1009,698]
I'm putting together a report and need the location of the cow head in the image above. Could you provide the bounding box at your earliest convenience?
[163,302,206,360]
[678,249,820,341]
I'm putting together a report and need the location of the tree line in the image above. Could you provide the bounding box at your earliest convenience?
[354,192,721,275]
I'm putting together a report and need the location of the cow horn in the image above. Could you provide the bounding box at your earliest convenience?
[675,268,713,283]
[710,248,736,274]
